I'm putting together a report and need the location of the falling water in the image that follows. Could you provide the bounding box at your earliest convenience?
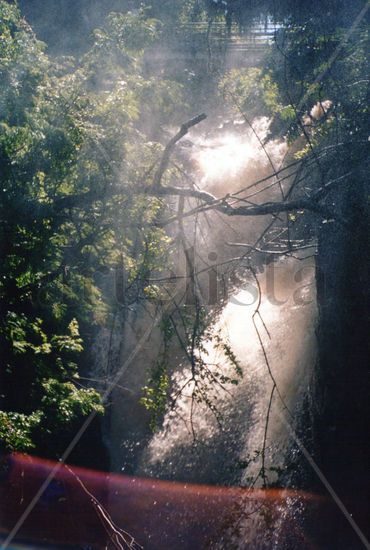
[138,119,317,490]
[139,259,316,484]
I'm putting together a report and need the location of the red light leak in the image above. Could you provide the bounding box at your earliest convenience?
[0,454,367,549]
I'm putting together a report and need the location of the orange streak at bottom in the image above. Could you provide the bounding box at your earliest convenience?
[0,454,367,549]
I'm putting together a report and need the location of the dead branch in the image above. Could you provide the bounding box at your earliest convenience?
[226,242,316,256]
[152,113,207,188]
[65,465,143,550]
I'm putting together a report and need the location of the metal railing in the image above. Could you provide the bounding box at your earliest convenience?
[179,20,277,52]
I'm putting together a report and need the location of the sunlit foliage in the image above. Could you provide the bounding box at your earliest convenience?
[0,1,182,455]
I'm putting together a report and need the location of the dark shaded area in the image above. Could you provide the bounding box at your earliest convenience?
[315,176,370,504]
[1,453,368,549]
[33,416,110,471]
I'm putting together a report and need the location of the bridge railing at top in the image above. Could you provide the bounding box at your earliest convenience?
[175,20,278,55]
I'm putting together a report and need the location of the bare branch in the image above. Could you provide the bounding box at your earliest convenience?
[152,113,207,188]
[226,242,317,256]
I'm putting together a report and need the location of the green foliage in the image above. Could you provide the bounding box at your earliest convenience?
[141,361,170,431]
[40,379,104,425]
[267,16,370,145]
[5,313,82,360]
[140,315,173,430]
[0,1,183,457]
[219,67,282,120]
[0,411,42,453]
[104,9,160,53]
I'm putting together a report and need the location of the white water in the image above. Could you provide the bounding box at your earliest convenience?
[138,119,317,486]
[139,260,316,483]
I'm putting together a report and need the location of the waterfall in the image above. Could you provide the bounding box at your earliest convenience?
[138,258,316,484]
[137,119,318,488]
